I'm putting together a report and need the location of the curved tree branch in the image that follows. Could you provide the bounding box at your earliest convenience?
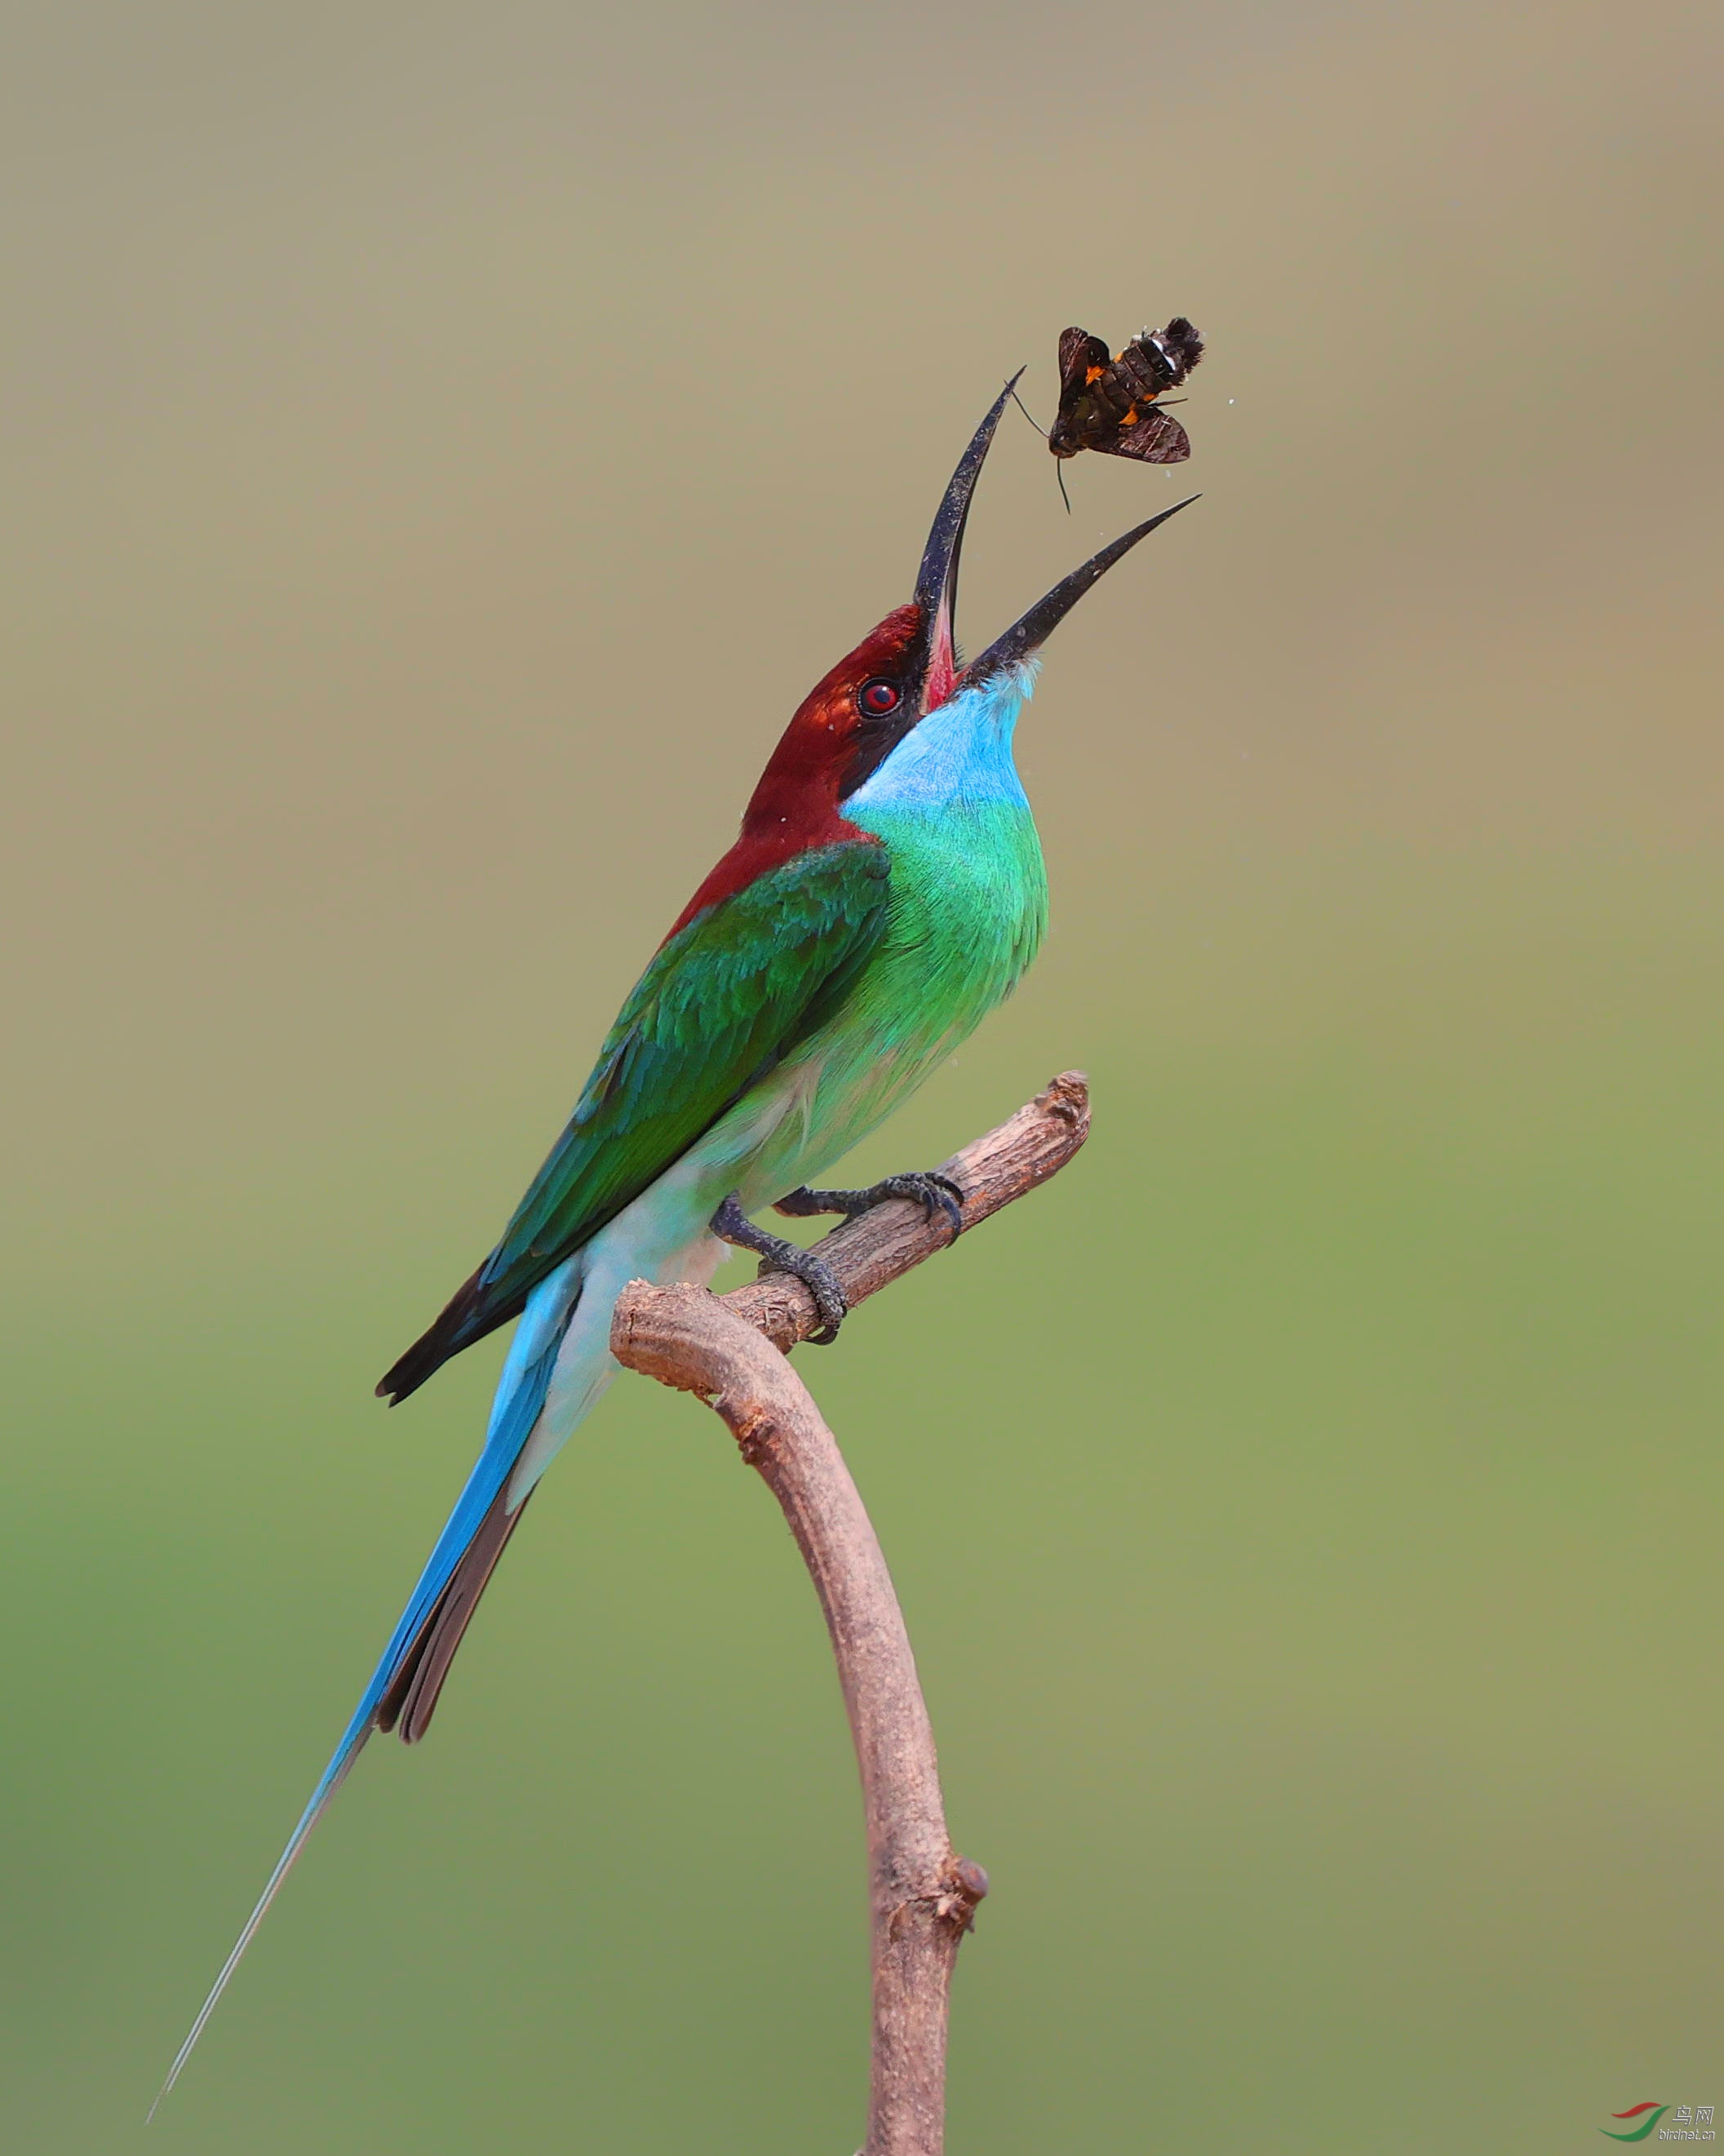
[609,1071,1091,2156]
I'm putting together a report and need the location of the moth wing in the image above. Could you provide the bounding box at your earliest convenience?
[1105,406,1192,464]
[1057,328,1114,396]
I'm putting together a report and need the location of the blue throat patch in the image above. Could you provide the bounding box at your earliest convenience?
[843,663,1037,820]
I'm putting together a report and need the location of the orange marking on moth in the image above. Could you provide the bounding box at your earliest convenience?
[1084,366,1105,385]
[1119,407,1138,425]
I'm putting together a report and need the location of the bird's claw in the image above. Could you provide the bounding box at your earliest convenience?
[872,1170,965,1241]
[775,1169,965,1242]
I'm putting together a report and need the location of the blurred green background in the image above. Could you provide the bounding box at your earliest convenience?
[2,0,1721,2149]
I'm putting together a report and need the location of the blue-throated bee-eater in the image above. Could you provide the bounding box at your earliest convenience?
[156,377,1194,2104]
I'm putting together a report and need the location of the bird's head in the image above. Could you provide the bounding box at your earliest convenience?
[667,380,1194,938]
[745,376,1196,821]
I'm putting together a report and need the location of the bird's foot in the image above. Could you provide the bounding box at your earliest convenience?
[775,1170,965,1243]
[710,1193,849,1345]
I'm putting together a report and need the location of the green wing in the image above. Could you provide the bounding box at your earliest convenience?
[379,841,889,1400]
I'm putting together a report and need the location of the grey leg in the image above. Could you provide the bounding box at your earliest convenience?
[711,1192,849,1345]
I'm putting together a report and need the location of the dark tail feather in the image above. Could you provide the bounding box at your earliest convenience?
[374,1484,535,1742]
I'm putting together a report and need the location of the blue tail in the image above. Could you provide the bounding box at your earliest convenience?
[150,1268,579,2116]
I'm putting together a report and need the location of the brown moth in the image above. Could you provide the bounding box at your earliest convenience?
[1048,318,1204,464]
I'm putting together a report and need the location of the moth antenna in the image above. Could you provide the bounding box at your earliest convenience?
[1007,382,1051,440]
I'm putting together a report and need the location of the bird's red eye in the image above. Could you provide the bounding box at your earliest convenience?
[859,680,900,717]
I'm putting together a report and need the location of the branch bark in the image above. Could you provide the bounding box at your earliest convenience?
[609,1072,1090,2156]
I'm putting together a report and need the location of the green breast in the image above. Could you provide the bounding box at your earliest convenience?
[767,801,1048,1182]
[866,799,1048,1037]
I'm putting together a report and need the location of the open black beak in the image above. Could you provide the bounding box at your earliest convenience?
[909,375,1019,712]
[911,379,1199,710]
[961,494,1199,689]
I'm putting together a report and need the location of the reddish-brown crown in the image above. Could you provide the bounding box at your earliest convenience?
[662,606,920,942]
